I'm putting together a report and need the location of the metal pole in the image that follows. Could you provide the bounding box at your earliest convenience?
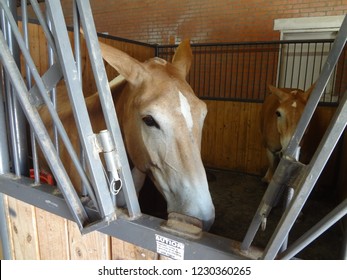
[0,38,12,260]
[1,0,29,176]
[0,1,99,211]
[0,29,90,229]
[21,0,40,185]
[76,0,141,217]
[73,0,88,197]
[46,0,115,219]
[279,198,347,259]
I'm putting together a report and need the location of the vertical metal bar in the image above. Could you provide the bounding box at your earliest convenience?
[212,46,218,98]
[240,46,245,99]
[235,45,239,99]
[2,0,29,176]
[197,46,202,97]
[283,43,290,87]
[22,0,40,184]
[264,44,270,90]
[218,46,223,98]
[46,9,58,152]
[203,46,207,97]
[29,0,56,54]
[259,44,267,99]
[72,0,88,197]
[297,42,303,89]
[279,198,347,260]
[0,40,12,259]
[303,42,310,89]
[311,42,318,84]
[276,42,283,87]
[290,43,297,88]
[223,46,229,99]
[46,0,115,218]
[0,29,89,229]
[251,45,257,99]
[75,0,140,217]
[0,46,10,175]
[245,46,251,99]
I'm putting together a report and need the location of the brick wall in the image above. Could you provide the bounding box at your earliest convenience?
[26,0,347,43]
[69,0,347,44]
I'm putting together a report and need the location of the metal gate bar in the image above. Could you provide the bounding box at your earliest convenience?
[0,29,89,229]
[279,196,347,259]
[0,174,246,260]
[75,0,141,217]
[0,0,28,177]
[241,15,347,259]
[1,0,140,230]
[45,0,116,219]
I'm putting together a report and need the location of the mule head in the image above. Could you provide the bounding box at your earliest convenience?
[269,83,314,151]
[99,39,215,230]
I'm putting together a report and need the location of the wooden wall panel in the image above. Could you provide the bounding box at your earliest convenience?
[67,221,111,260]
[202,100,267,175]
[35,209,70,259]
[111,237,159,260]
[202,100,337,177]
[5,197,40,260]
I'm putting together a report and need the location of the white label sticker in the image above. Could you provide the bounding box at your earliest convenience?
[155,234,185,260]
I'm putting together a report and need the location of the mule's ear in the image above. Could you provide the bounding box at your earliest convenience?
[98,40,146,86]
[172,39,193,78]
[268,85,290,102]
[302,82,315,101]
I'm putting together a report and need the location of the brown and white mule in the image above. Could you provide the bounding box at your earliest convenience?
[39,40,215,230]
[260,84,315,184]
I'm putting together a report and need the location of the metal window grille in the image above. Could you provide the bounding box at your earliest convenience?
[157,40,347,105]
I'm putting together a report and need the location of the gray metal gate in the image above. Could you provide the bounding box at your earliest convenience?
[0,0,346,259]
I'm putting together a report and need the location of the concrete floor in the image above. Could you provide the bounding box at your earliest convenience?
[206,168,344,260]
[139,168,345,259]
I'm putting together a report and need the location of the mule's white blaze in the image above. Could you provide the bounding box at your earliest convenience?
[291,101,297,108]
[178,91,193,132]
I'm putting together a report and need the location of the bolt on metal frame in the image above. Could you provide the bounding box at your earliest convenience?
[0,0,346,260]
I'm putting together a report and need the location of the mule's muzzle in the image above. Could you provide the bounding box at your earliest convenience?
[202,216,215,231]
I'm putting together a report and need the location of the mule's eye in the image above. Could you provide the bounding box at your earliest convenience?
[275,110,282,117]
[142,115,160,129]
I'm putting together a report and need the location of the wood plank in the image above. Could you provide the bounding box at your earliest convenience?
[67,220,111,260]
[3,195,14,259]
[221,101,238,169]
[213,100,227,166]
[35,208,70,259]
[201,100,218,167]
[111,237,158,260]
[6,197,40,259]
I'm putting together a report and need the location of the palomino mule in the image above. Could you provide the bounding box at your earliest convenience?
[260,84,315,184]
[39,39,215,230]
